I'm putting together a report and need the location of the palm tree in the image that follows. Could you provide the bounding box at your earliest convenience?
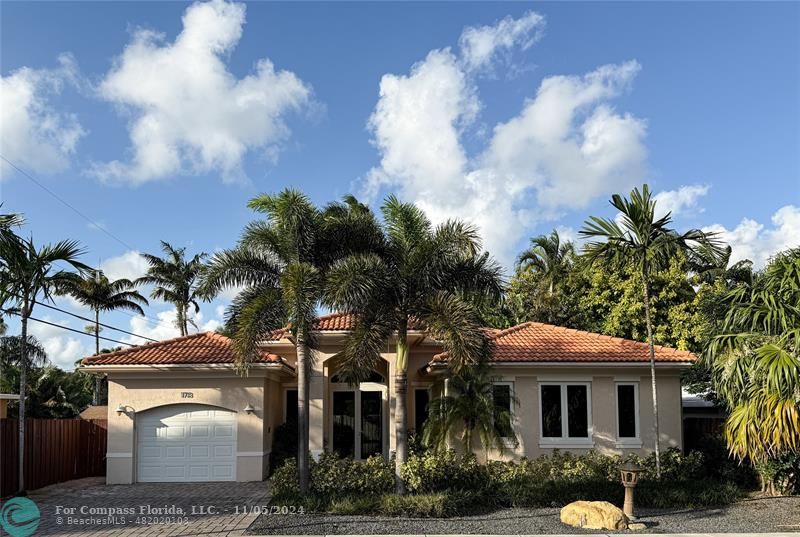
[580,184,722,478]
[517,229,576,296]
[325,195,503,492]
[690,244,753,288]
[67,271,149,404]
[140,242,206,336]
[0,235,88,493]
[199,190,381,494]
[423,364,517,456]
[515,230,576,324]
[705,248,800,493]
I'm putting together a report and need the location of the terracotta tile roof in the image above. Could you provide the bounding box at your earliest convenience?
[432,322,697,364]
[79,405,108,420]
[80,332,285,366]
[269,312,425,340]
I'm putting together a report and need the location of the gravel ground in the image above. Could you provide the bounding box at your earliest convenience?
[248,497,800,534]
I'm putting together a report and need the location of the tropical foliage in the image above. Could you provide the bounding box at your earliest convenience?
[324,195,502,492]
[578,185,723,478]
[66,271,148,403]
[0,230,89,493]
[423,364,517,455]
[199,189,381,493]
[705,248,800,493]
[140,242,206,336]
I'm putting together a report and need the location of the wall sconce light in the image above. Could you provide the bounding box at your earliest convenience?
[116,404,126,416]
[243,404,255,415]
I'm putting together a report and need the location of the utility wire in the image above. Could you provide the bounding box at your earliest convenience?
[4,291,161,344]
[32,300,159,343]
[2,310,136,348]
[1,154,135,251]
[0,154,202,333]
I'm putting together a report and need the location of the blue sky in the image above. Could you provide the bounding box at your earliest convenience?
[1,1,798,369]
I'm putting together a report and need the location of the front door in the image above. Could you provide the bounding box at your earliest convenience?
[331,388,385,459]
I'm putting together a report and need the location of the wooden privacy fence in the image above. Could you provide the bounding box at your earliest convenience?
[0,418,107,497]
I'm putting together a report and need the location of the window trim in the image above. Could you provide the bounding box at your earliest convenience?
[615,382,642,448]
[538,381,594,448]
[492,381,516,442]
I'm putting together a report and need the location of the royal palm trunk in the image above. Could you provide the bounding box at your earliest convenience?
[94,308,102,405]
[394,319,408,494]
[18,300,29,494]
[296,329,310,494]
[642,275,662,479]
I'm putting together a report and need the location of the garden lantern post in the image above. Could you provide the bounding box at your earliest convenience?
[620,461,642,519]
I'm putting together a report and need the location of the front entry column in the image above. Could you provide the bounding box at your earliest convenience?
[309,351,325,460]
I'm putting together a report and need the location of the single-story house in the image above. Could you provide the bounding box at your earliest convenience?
[80,312,695,484]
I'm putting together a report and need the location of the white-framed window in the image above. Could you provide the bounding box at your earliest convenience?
[538,382,593,447]
[615,382,641,447]
[492,381,514,439]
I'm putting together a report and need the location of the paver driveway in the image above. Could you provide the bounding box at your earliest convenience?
[23,477,270,536]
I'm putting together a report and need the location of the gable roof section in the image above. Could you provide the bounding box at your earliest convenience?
[432,322,696,364]
[81,332,285,366]
[269,312,425,340]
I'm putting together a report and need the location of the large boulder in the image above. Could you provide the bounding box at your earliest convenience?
[560,500,628,530]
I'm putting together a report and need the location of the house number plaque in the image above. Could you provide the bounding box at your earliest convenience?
[181,392,194,398]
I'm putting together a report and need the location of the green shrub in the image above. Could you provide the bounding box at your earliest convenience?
[329,496,380,515]
[401,450,489,493]
[271,458,300,500]
[380,491,495,517]
[754,452,800,495]
[311,452,394,500]
[271,453,394,505]
[269,420,298,474]
[627,447,705,481]
[271,449,747,516]
[636,479,743,508]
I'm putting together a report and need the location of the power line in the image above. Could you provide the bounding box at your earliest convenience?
[0,154,202,333]
[31,300,159,343]
[1,154,136,251]
[2,309,137,348]
[3,291,165,344]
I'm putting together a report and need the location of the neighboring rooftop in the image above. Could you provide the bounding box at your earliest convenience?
[433,321,697,364]
[79,405,108,420]
[81,332,285,366]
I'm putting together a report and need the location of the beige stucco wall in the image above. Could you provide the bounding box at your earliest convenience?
[480,367,684,461]
[105,371,278,484]
[266,336,687,463]
[100,334,687,484]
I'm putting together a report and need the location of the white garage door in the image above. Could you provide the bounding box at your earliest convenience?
[137,404,237,482]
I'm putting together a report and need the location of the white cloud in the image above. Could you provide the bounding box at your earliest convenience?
[92,0,311,184]
[704,205,800,268]
[125,307,222,345]
[27,316,89,371]
[100,251,149,282]
[653,184,709,219]
[458,11,545,73]
[0,54,85,176]
[363,11,646,265]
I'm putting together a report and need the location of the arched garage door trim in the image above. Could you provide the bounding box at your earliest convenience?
[136,403,237,482]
